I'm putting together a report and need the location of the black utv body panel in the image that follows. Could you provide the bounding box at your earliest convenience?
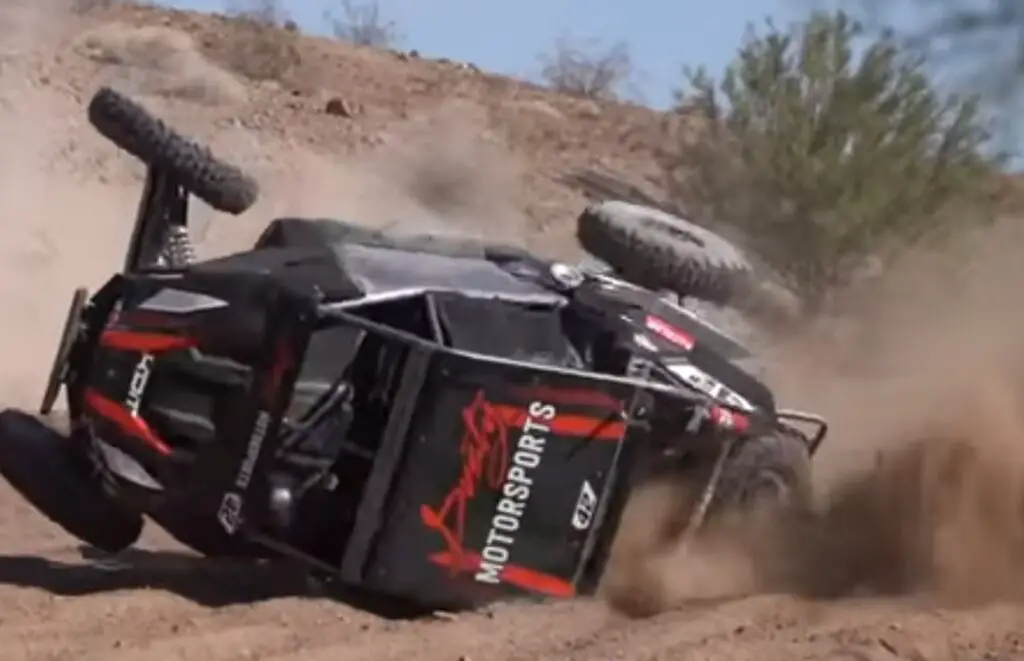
[0,88,827,616]
[71,262,674,609]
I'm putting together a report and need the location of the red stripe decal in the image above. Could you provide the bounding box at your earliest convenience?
[645,315,695,350]
[429,551,576,598]
[100,329,196,353]
[84,388,171,456]
[493,404,625,441]
[512,386,623,414]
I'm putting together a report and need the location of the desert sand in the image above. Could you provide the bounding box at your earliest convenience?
[1,1,1024,659]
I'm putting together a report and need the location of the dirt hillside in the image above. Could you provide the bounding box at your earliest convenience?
[2,1,1024,660]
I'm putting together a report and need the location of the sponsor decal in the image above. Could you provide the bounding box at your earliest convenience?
[644,315,695,351]
[217,492,243,534]
[666,362,756,413]
[87,325,197,457]
[420,390,576,597]
[472,399,554,586]
[235,410,271,490]
[571,480,598,532]
[124,353,154,416]
[685,401,751,434]
[419,386,628,597]
[216,408,272,535]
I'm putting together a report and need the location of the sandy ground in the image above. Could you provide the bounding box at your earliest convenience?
[1,1,1024,660]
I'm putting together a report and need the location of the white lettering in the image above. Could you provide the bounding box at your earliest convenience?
[528,401,557,421]
[474,400,554,585]
[667,362,755,412]
[506,466,531,486]
[493,514,519,532]
[513,450,540,468]
[125,353,154,416]
[235,410,271,489]
[475,562,502,584]
[518,434,546,453]
[485,529,514,546]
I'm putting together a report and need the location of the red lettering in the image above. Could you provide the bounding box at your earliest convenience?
[420,390,510,575]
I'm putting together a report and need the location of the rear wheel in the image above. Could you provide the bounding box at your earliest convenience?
[0,410,143,552]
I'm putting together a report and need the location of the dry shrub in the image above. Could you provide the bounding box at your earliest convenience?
[600,215,1024,617]
[667,12,1000,314]
[327,0,401,48]
[538,36,633,101]
[213,15,301,82]
[74,23,246,106]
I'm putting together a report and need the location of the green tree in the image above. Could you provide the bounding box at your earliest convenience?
[666,10,1001,310]
[858,0,1024,104]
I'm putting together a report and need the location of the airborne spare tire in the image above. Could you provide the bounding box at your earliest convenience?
[87,87,259,215]
[576,201,753,305]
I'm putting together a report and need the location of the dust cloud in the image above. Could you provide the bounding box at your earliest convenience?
[0,0,140,408]
[240,106,528,246]
[603,220,1024,617]
[6,0,1024,659]
[10,0,1024,628]
[0,1,532,409]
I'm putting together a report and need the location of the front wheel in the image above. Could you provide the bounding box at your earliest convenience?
[621,432,811,548]
[715,431,812,514]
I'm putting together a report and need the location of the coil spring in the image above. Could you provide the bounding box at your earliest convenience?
[158,225,196,268]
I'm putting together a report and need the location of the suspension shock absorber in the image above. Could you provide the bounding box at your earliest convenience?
[157,225,196,268]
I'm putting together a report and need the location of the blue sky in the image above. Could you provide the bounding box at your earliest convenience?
[161,0,811,108]
[159,0,1019,156]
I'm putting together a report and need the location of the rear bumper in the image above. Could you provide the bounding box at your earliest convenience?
[66,271,319,527]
